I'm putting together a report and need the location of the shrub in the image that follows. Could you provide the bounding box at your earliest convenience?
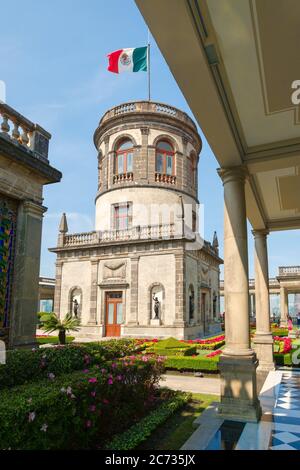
[0,357,164,450]
[272,328,288,337]
[147,346,197,357]
[105,390,190,450]
[147,337,197,357]
[195,341,225,351]
[0,339,137,389]
[274,352,292,366]
[164,355,219,372]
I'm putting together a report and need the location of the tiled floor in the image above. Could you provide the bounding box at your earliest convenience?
[269,370,300,450]
[182,368,300,450]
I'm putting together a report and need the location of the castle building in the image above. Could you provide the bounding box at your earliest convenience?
[51,101,222,340]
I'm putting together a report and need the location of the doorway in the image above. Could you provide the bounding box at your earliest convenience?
[105,292,123,337]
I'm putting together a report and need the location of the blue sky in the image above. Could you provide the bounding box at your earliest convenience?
[1,0,299,279]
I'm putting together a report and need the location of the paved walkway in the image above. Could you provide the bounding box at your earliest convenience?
[181,368,300,450]
[160,374,220,395]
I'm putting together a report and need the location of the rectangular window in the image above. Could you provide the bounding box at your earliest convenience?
[116,303,123,324]
[117,154,124,174]
[127,152,133,172]
[156,154,163,173]
[113,202,132,230]
[108,303,114,324]
[166,155,173,175]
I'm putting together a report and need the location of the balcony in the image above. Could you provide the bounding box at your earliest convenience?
[113,172,133,184]
[0,102,50,163]
[100,100,197,131]
[62,224,177,248]
[155,173,176,184]
[278,266,300,277]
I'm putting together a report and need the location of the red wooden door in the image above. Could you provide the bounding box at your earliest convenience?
[105,292,123,337]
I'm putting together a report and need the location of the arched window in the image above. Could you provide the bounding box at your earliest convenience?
[115,139,133,175]
[188,152,197,186]
[188,285,195,321]
[156,140,175,176]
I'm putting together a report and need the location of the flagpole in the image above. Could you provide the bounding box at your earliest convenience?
[147,29,151,101]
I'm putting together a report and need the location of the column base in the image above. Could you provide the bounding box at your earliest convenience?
[253,332,275,371]
[218,353,262,423]
[280,320,287,328]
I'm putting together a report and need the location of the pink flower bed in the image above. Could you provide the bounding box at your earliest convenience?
[205,349,222,358]
[273,336,292,353]
[181,335,225,345]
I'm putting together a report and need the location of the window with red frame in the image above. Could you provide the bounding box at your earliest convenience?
[155,140,175,175]
[115,139,133,175]
[113,202,132,230]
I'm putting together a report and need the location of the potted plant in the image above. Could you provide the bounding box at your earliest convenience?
[41,313,80,345]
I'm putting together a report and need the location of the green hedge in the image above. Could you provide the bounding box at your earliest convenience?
[195,341,225,351]
[147,346,197,357]
[105,390,190,450]
[164,355,220,372]
[147,337,197,357]
[274,352,292,366]
[272,329,288,337]
[0,358,164,450]
[0,339,137,389]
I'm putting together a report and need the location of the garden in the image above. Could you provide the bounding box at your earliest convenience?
[0,339,196,450]
[3,320,300,450]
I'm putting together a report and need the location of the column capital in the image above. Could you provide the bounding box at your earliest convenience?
[23,200,47,218]
[252,228,269,239]
[217,166,248,185]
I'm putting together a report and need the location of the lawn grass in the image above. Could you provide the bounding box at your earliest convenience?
[138,393,218,450]
[36,336,75,345]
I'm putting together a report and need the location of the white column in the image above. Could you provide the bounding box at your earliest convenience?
[218,167,261,422]
[252,230,275,371]
[280,287,288,326]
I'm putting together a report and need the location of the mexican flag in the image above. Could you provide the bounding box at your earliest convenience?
[107,47,148,74]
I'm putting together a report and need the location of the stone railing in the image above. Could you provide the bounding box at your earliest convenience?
[220,277,279,291]
[39,277,55,285]
[64,231,99,247]
[278,266,300,276]
[113,172,133,184]
[0,103,51,162]
[155,173,176,184]
[100,101,197,130]
[62,224,176,247]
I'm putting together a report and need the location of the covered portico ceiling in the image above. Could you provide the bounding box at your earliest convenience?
[135,0,300,231]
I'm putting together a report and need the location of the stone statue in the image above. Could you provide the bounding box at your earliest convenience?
[73,299,79,318]
[153,295,160,319]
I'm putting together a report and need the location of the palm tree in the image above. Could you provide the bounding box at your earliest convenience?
[41,313,80,345]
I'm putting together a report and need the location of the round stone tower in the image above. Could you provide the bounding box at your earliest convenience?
[52,100,222,341]
[93,101,202,232]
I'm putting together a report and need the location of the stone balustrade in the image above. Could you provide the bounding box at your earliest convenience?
[64,231,99,246]
[0,103,51,162]
[62,224,176,247]
[113,172,133,184]
[155,173,176,184]
[278,266,300,276]
[100,100,197,130]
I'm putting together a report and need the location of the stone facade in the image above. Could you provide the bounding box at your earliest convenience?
[50,101,222,340]
[0,102,61,348]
